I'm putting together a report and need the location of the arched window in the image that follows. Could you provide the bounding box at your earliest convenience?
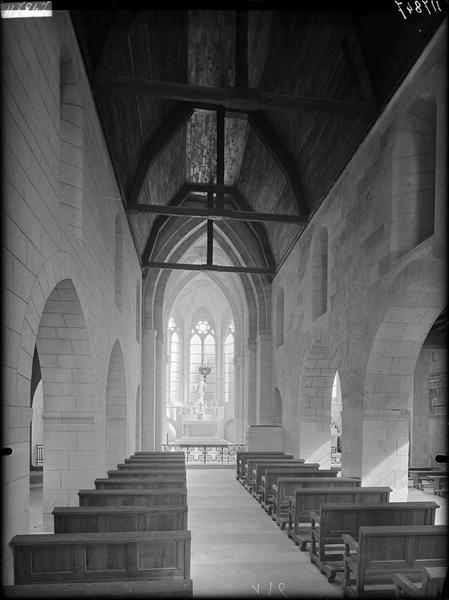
[391,93,436,258]
[224,321,235,403]
[312,226,328,321]
[189,320,216,405]
[167,317,181,406]
[59,47,83,239]
[276,287,284,347]
[114,215,123,311]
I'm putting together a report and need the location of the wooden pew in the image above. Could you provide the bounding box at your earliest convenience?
[125,457,186,464]
[287,487,392,550]
[342,525,447,597]
[95,477,186,490]
[3,579,193,598]
[310,501,439,583]
[109,469,186,480]
[271,477,361,527]
[408,468,446,489]
[419,474,448,495]
[117,462,186,471]
[393,566,447,597]
[245,458,306,495]
[78,488,187,507]
[53,505,188,533]
[132,451,185,457]
[236,452,291,483]
[10,531,191,586]
[260,467,336,510]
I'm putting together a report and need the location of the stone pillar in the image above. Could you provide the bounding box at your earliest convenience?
[297,409,331,467]
[42,413,96,530]
[141,328,157,451]
[155,332,164,450]
[433,64,447,259]
[234,355,244,443]
[247,339,257,427]
[361,409,410,501]
[256,334,272,424]
[161,350,168,445]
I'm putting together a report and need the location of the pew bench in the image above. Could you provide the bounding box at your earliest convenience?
[133,451,185,456]
[271,477,361,528]
[245,459,306,496]
[116,463,186,472]
[108,469,186,480]
[10,530,191,585]
[3,579,193,598]
[236,452,287,482]
[53,505,188,533]
[310,501,439,583]
[287,487,391,550]
[78,488,187,507]
[95,477,186,490]
[419,474,448,495]
[393,566,447,597]
[342,525,447,597]
[260,468,335,512]
[237,453,293,485]
[408,469,446,489]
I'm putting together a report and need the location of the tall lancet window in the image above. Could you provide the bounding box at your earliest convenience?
[167,317,181,406]
[189,320,216,406]
[224,321,235,403]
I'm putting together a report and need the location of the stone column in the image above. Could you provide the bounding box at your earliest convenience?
[247,339,257,428]
[256,334,273,425]
[297,408,331,467]
[141,328,157,451]
[155,332,164,450]
[234,355,244,443]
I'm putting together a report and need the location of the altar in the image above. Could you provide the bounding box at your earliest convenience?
[175,405,225,441]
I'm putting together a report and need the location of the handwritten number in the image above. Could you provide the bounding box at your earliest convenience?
[252,584,260,595]
[406,2,414,12]
[422,0,432,13]
[279,583,289,598]
[415,1,422,11]
[395,0,407,17]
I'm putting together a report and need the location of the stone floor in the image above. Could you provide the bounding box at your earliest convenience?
[28,469,447,598]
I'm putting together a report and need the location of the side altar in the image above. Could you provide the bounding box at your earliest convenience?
[175,405,225,440]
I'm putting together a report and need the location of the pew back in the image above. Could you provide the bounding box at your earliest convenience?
[342,525,447,596]
[53,505,188,533]
[108,470,186,479]
[117,463,186,470]
[11,531,191,585]
[78,488,187,507]
[261,468,336,504]
[310,502,438,582]
[95,478,186,490]
[236,453,291,482]
[272,477,361,517]
[246,459,307,493]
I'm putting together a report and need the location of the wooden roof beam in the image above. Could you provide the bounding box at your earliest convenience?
[126,203,306,224]
[144,263,273,275]
[247,111,308,217]
[92,76,378,119]
[127,105,194,207]
[235,10,248,90]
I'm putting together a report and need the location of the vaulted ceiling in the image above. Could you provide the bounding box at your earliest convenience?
[71,9,444,277]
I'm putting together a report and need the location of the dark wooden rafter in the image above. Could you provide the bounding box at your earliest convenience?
[235,11,248,90]
[247,111,308,217]
[127,105,193,207]
[144,263,273,274]
[94,12,138,77]
[92,76,378,119]
[140,183,276,271]
[340,16,378,107]
[207,191,214,265]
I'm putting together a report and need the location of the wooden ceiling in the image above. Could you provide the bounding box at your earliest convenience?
[70,9,444,275]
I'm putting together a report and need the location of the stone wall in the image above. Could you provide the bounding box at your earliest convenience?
[2,13,141,583]
[272,23,447,499]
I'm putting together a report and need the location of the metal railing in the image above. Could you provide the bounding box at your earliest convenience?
[162,443,247,464]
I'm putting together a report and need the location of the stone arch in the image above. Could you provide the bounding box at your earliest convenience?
[361,257,446,498]
[391,92,436,260]
[293,334,340,466]
[275,287,284,347]
[311,225,328,321]
[105,340,127,469]
[59,46,83,240]
[114,214,124,312]
[35,278,95,529]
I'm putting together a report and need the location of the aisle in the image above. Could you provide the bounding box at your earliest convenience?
[186,468,342,598]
